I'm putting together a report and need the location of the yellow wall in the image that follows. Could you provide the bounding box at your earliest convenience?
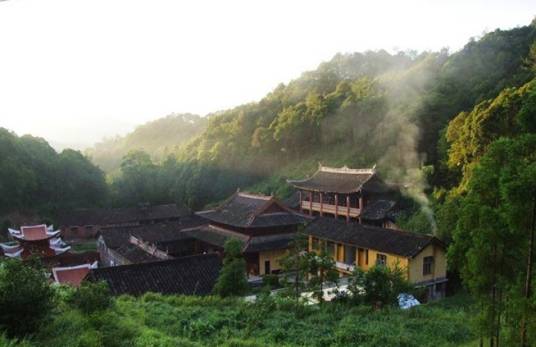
[308,236,446,284]
[259,249,287,275]
[408,243,447,284]
[365,248,409,274]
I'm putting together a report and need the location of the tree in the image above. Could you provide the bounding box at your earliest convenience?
[213,239,249,297]
[0,258,54,337]
[449,135,536,346]
[347,265,413,307]
[307,250,339,304]
[279,231,311,301]
[70,281,112,314]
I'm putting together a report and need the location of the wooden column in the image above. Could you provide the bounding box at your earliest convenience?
[319,192,323,216]
[346,195,350,223]
[298,191,303,213]
[358,196,364,224]
[334,194,339,218]
[309,191,313,216]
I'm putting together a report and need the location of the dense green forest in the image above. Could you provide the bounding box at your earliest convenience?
[83,23,534,213]
[0,129,108,226]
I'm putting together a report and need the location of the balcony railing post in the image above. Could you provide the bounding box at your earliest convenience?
[335,194,338,218]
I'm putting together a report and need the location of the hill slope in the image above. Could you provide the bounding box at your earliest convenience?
[107,22,536,214]
[87,113,206,173]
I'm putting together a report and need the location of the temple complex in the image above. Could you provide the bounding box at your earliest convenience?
[0,224,70,259]
[288,165,399,228]
[191,191,309,276]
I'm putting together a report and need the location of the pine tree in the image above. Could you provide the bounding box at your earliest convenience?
[213,239,249,297]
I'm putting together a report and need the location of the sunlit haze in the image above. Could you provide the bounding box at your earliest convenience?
[0,0,533,149]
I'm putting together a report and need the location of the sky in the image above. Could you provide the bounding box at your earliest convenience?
[0,0,534,150]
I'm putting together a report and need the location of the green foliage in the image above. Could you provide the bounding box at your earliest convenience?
[70,281,112,314]
[88,113,207,173]
[348,266,414,307]
[278,231,310,300]
[0,259,54,338]
[0,128,108,218]
[0,292,475,347]
[213,239,249,297]
[446,79,536,193]
[307,250,339,304]
[448,135,536,346]
[102,22,536,212]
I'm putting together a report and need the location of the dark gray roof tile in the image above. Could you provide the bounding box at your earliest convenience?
[87,254,221,296]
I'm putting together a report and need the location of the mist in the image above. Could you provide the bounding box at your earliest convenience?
[0,0,531,150]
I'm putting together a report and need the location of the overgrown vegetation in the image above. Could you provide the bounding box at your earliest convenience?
[3,289,476,347]
[0,259,54,338]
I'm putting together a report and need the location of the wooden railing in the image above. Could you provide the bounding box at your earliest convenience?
[300,201,360,217]
[335,261,356,273]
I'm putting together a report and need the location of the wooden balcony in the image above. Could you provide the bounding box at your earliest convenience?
[300,201,360,217]
[335,261,355,273]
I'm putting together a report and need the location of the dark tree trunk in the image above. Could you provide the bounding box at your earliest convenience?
[520,198,536,347]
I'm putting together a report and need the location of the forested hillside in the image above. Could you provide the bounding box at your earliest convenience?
[0,128,108,225]
[87,113,206,173]
[106,22,536,213]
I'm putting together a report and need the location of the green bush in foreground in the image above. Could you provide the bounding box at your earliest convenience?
[0,291,476,347]
[0,259,54,338]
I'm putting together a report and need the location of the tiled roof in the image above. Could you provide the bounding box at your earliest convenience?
[288,165,394,194]
[86,254,221,296]
[185,225,247,249]
[244,233,295,253]
[305,217,442,258]
[361,200,397,221]
[42,251,100,268]
[114,244,161,263]
[197,192,307,228]
[185,225,294,253]
[99,217,206,250]
[59,204,190,226]
[288,166,375,193]
[52,264,93,287]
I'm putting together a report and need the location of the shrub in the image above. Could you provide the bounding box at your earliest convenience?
[70,281,112,314]
[262,274,279,288]
[0,258,54,338]
[213,239,249,297]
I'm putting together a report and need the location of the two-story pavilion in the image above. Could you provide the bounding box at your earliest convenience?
[288,165,398,226]
[0,224,70,259]
[191,191,309,276]
[305,217,447,300]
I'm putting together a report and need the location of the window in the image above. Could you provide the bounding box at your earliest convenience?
[365,249,369,265]
[344,245,356,265]
[311,237,320,251]
[327,241,335,258]
[336,244,344,262]
[376,253,387,266]
[423,256,434,275]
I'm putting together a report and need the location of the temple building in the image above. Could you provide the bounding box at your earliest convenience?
[59,204,190,240]
[190,191,309,276]
[97,216,205,267]
[305,217,447,300]
[0,224,70,259]
[52,262,98,287]
[287,165,399,228]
